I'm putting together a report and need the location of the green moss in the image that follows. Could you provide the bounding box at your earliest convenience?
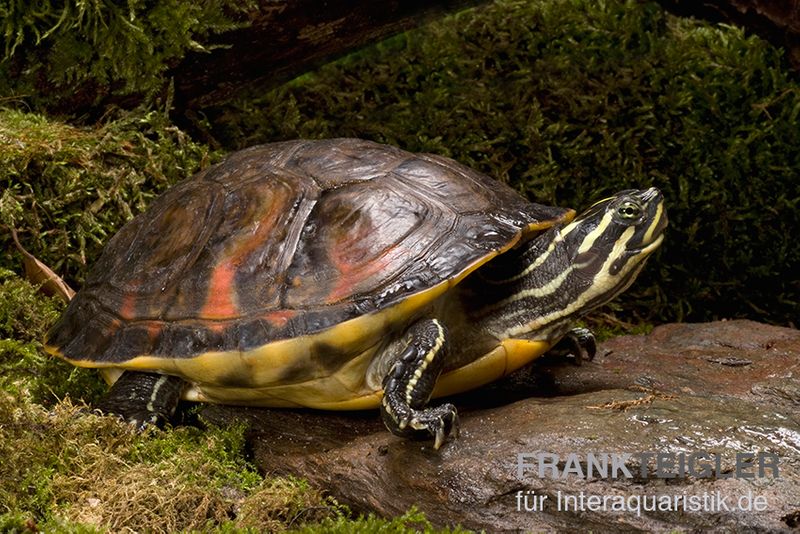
[288,508,471,534]
[0,393,338,533]
[0,270,102,404]
[0,513,39,534]
[0,269,61,342]
[581,315,655,343]
[0,0,254,112]
[207,0,800,326]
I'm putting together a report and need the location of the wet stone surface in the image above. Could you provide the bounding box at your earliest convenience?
[201,320,800,532]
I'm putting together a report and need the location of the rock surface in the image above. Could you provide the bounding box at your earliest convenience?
[202,320,800,532]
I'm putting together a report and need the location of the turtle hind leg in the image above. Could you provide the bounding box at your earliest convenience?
[95,371,184,429]
[380,318,458,450]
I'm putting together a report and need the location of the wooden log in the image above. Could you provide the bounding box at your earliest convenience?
[170,0,484,114]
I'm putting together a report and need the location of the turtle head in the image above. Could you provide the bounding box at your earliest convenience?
[466,187,666,343]
[553,186,667,315]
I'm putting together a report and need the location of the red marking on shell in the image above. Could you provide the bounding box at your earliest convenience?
[146,322,161,343]
[327,248,393,304]
[205,321,227,334]
[201,262,239,319]
[119,293,137,320]
[199,183,294,319]
[264,310,296,328]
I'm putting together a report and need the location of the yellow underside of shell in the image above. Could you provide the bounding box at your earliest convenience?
[180,337,550,410]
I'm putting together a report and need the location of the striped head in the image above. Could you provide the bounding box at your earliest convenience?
[559,187,667,304]
[479,187,667,342]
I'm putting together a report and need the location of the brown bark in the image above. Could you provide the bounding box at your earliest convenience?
[170,0,485,115]
[656,0,800,69]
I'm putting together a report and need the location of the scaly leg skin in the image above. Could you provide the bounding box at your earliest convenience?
[95,371,185,430]
[380,318,458,449]
[547,327,597,366]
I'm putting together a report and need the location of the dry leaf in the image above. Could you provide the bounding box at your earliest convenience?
[10,227,75,302]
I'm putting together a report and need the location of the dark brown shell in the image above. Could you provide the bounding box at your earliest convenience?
[46,138,570,364]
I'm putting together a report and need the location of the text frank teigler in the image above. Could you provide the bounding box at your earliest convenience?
[512,451,779,516]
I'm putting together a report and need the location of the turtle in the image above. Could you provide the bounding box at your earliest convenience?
[45,138,667,449]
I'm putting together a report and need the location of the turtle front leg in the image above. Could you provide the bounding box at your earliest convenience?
[95,371,185,429]
[547,327,597,365]
[380,318,458,450]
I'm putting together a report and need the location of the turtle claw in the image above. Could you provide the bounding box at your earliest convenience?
[125,412,162,432]
[91,404,163,431]
[568,327,596,365]
[408,403,459,450]
[434,427,446,451]
[433,406,460,450]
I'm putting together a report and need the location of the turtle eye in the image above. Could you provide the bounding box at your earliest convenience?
[616,201,642,221]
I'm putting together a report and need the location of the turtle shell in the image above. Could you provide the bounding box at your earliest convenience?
[46,139,572,400]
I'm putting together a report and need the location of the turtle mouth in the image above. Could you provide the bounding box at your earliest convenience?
[631,192,667,255]
[631,233,664,255]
